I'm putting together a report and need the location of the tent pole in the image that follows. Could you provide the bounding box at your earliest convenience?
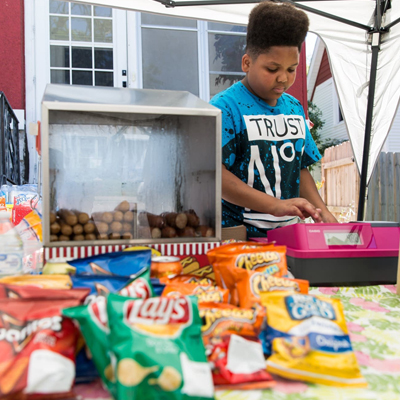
[357,33,380,221]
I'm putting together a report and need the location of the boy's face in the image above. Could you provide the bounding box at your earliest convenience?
[241,46,300,107]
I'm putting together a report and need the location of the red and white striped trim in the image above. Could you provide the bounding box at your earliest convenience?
[44,242,221,262]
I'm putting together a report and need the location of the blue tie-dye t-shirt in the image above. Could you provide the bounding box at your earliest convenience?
[210,81,321,237]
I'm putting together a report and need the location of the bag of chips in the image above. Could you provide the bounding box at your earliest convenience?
[0,296,83,398]
[107,294,214,400]
[0,275,72,289]
[67,250,151,277]
[207,242,287,306]
[198,302,273,389]
[236,272,309,308]
[160,275,214,286]
[162,283,229,304]
[260,292,367,387]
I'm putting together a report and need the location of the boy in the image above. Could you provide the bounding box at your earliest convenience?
[210,1,337,238]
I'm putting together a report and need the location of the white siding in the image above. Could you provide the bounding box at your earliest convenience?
[386,105,400,152]
[312,78,348,145]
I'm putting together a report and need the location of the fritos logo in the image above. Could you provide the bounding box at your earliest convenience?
[119,278,152,299]
[235,252,280,271]
[200,307,257,335]
[193,286,223,303]
[0,313,62,353]
[124,297,191,327]
[250,274,299,296]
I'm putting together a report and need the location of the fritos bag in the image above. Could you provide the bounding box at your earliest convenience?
[260,292,367,387]
[107,294,214,400]
[236,272,309,308]
[207,242,287,305]
[0,275,72,289]
[162,283,229,304]
[198,303,273,389]
[160,275,214,286]
[0,296,83,398]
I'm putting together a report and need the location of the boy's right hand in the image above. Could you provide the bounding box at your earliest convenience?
[273,198,322,222]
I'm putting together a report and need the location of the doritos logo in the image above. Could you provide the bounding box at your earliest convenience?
[124,297,190,326]
[250,274,299,296]
[235,252,280,271]
[0,313,62,352]
[200,307,257,335]
[119,278,152,299]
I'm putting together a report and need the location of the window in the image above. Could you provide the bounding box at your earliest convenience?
[140,13,246,100]
[49,0,114,86]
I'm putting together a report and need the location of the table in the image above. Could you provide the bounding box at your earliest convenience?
[74,285,400,400]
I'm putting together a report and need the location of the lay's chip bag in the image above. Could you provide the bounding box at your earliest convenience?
[260,292,367,387]
[207,242,287,306]
[107,294,214,400]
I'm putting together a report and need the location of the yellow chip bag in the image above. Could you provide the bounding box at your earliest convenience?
[260,292,367,387]
[0,274,72,289]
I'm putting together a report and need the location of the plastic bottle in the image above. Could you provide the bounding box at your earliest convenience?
[0,210,24,276]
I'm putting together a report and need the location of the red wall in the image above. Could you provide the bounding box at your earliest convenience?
[286,43,308,118]
[0,0,25,110]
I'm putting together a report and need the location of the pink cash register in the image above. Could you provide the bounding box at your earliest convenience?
[253,222,400,286]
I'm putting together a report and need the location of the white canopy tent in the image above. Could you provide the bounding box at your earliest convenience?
[72,0,400,220]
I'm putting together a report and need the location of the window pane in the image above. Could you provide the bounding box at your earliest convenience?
[95,48,113,69]
[72,47,92,68]
[50,16,69,40]
[142,28,199,95]
[71,17,92,42]
[94,6,112,17]
[71,3,91,16]
[209,73,244,98]
[208,22,246,33]
[51,70,70,84]
[141,13,196,28]
[72,70,93,85]
[95,71,113,86]
[94,19,112,43]
[50,0,68,14]
[50,46,69,67]
[208,33,245,73]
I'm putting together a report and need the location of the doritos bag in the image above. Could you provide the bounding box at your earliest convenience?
[107,294,214,400]
[0,296,83,398]
[260,292,367,387]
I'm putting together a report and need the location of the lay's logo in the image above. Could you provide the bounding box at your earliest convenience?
[250,274,299,296]
[88,296,109,332]
[235,251,280,271]
[119,278,152,299]
[285,294,336,321]
[124,297,190,326]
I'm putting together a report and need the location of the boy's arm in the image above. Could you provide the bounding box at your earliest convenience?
[299,168,338,223]
[222,165,322,222]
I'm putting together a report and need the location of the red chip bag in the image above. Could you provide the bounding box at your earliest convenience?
[0,297,82,398]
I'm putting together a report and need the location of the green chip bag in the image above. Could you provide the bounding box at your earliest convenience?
[63,295,117,399]
[107,293,215,400]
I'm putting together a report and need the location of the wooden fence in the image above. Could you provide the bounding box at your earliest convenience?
[320,140,400,222]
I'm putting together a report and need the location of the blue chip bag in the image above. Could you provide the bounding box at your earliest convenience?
[67,249,151,277]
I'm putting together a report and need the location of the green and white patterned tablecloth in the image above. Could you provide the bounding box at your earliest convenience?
[75,285,400,400]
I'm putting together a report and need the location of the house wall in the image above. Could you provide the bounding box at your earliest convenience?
[0,0,25,112]
[386,106,400,152]
[312,78,348,145]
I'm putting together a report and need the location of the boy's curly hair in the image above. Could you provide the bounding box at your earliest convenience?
[246,1,309,57]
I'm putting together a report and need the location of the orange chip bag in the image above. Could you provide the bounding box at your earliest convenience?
[162,283,229,304]
[207,242,288,305]
[0,275,72,289]
[237,272,309,308]
[160,275,214,286]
